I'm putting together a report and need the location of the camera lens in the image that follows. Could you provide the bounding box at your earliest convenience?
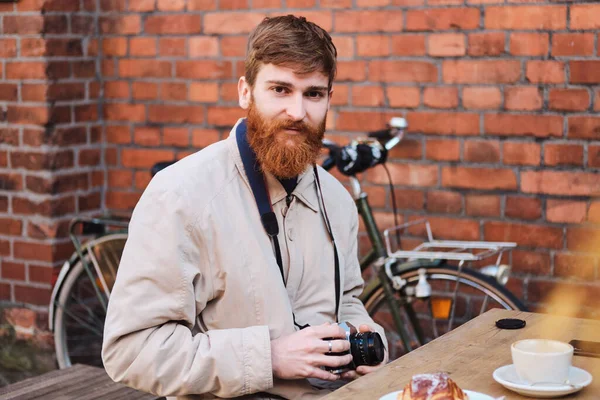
[350,331,385,367]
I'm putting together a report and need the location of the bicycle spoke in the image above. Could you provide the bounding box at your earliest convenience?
[56,299,103,337]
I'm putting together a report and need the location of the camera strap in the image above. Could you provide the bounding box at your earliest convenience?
[236,120,341,325]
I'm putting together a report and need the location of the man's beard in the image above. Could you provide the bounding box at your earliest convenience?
[246,102,326,179]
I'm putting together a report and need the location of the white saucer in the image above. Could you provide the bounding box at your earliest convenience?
[493,364,593,398]
[379,389,494,400]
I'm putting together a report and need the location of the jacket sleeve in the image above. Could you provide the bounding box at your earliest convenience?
[338,207,387,347]
[101,180,273,398]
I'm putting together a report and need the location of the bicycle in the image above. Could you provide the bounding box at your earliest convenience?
[49,117,525,369]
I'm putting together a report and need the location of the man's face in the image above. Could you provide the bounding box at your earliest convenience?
[238,63,332,179]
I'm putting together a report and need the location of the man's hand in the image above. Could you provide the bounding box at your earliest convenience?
[339,324,388,381]
[271,323,353,381]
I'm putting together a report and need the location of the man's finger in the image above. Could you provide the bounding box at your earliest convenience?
[321,339,350,354]
[358,324,373,333]
[340,370,358,380]
[313,353,353,368]
[307,367,340,381]
[309,323,347,339]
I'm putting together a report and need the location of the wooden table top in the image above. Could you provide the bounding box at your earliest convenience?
[324,309,600,399]
[0,364,162,400]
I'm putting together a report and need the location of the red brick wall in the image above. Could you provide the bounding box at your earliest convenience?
[2,0,600,317]
[0,0,102,311]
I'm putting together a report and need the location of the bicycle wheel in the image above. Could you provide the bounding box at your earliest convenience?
[363,263,525,361]
[54,233,127,368]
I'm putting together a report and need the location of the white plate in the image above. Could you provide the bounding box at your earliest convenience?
[492,364,593,398]
[379,389,494,400]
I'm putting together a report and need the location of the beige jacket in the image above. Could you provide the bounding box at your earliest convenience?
[102,119,386,399]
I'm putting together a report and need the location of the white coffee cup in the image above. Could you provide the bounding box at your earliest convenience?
[511,339,573,384]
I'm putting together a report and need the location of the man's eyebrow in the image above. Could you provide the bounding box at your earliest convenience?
[265,80,328,92]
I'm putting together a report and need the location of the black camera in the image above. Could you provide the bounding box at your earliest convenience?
[324,322,385,374]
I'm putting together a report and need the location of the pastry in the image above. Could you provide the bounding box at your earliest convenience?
[399,372,468,400]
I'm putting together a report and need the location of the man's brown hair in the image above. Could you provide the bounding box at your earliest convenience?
[245,15,337,91]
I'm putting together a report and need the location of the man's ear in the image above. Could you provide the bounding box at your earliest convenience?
[238,76,251,110]
[327,89,334,111]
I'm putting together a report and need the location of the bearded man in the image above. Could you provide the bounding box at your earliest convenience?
[102,15,387,400]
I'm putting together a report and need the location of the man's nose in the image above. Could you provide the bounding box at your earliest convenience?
[286,95,306,121]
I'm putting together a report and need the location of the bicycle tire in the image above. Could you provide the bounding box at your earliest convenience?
[54,233,127,369]
[363,262,526,361]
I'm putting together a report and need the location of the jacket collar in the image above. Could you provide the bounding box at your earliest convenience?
[227,118,318,213]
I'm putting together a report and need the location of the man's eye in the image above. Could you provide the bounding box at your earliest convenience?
[273,86,289,94]
[307,91,324,99]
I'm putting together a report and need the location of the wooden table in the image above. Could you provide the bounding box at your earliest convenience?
[324,309,600,399]
[0,364,163,399]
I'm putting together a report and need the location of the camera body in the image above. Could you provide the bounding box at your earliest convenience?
[324,322,385,374]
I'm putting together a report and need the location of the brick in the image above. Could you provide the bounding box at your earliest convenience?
[589,145,600,168]
[567,227,600,252]
[334,61,367,82]
[547,200,586,224]
[467,33,505,56]
[104,104,146,122]
[0,39,17,58]
[426,139,460,161]
[204,12,265,34]
[332,36,354,59]
[29,265,54,283]
[356,36,390,57]
[46,39,83,57]
[505,196,541,221]
[100,15,142,35]
[510,33,548,56]
[465,195,500,217]
[26,173,88,194]
[220,0,248,8]
[106,191,142,210]
[75,105,99,123]
[221,36,247,57]
[369,61,437,83]
[132,82,158,100]
[190,37,219,58]
[426,191,462,214]
[443,60,520,84]
[104,81,129,99]
[108,170,133,188]
[408,112,479,135]
[423,87,458,109]
[406,8,480,31]
[219,82,239,102]
[148,105,205,124]
[544,143,583,167]
[3,16,44,34]
[387,138,421,160]
[74,61,96,79]
[207,106,245,126]
[20,38,46,58]
[462,87,502,110]
[7,106,49,126]
[122,149,175,168]
[588,201,600,223]
[129,37,157,57]
[44,15,68,34]
[505,87,542,111]
[163,128,189,147]
[145,15,202,34]
[1,261,25,280]
[512,251,551,275]
[464,140,500,163]
[159,38,186,57]
[100,0,126,10]
[321,0,350,6]
[14,286,51,306]
[367,164,438,187]
[252,0,281,7]
[190,82,219,103]
[103,37,127,57]
[503,142,540,166]
[352,86,385,107]
[157,0,186,10]
[119,60,171,78]
[13,196,75,218]
[549,89,590,112]
[568,116,600,140]
[484,114,563,138]
[0,218,22,236]
[0,173,23,191]
[0,129,19,146]
[442,167,516,190]
[387,87,420,108]
[407,216,480,241]
[485,6,567,30]
[526,61,565,84]
[176,61,233,79]
[570,61,600,84]
[554,253,596,281]
[6,62,46,80]
[391,35,426,56]
[335,11,403,33]
[10,150,73,171]
[161,82,187,101]
[335,111,394,132]
[0,84,18,102]
[134,127,161,146]
[522,171,600,196]
[485,222,563,249]
[428,34,465,57]
[129,0,155,11]
[552,34,594,57]
[571,4,600,30]
[192,129,221,148]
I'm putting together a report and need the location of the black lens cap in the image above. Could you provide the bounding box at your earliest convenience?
[496,318,526,330]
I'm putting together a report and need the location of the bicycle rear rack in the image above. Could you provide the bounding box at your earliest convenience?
[383,219,516,263]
